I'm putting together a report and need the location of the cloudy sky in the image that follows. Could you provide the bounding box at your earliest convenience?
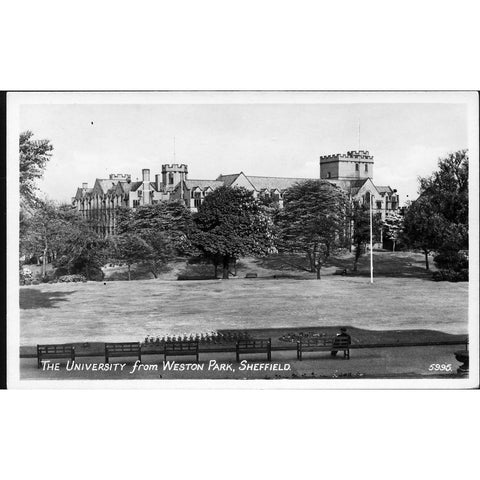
[19,98,469,204]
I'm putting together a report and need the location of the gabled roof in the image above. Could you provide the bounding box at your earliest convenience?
[376,185,393,194]
[92,179,117,195]
[126,181,143,192]
[216,173,240,187]
[184,179,224,190]
[246,175,313,192]
[75,187,93,199]
[328,178,369,195]
[328,178,385,197]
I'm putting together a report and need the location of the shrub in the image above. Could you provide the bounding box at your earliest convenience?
[57,274,87,283]
[434,249,468,272]
[432,269,468,282]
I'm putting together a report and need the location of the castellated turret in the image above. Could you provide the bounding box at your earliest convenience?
[320,150,374,180]
[162,164,188,192]
[109,173,131,181]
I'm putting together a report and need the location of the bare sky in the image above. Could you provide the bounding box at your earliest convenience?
[20,102,468,204]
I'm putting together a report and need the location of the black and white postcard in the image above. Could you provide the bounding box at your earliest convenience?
[6,91,479,388]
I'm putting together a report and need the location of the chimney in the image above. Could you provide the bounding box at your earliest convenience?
[155,174,162,191]
[82,183,88,189]
[142,169,150,182]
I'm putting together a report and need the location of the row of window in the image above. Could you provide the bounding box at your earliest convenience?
[356,163,368,172]
[326,163,369,178]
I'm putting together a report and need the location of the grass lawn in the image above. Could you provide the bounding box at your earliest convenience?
[19,252,468,346]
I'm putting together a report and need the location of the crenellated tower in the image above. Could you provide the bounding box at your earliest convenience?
[161,164,188,192]
[320,150,374,181]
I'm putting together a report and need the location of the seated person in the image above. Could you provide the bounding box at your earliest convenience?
[331,327,351,356]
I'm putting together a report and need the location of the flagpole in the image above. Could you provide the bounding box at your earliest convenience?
[370,192,374,283]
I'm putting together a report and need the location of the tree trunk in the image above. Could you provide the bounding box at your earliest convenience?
[316,265,321,279]
[214,262,218,279]
[127,264,131,281]
[392,239,396,252]
[307,251,315,272]
[424,250,429,270]
[222,256,230,279]
[42,247,47,278]
[353,244,361,272]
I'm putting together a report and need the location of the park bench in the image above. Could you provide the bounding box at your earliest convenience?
[297,337,350,360]
[37,344,75,369]
[105,342,142,363]
[236,338,272,362]
[163,341,199,362]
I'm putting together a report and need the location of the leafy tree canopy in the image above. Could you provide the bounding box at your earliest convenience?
[192,186,276,278]
[418,149,468,226]
[278,180,349,278]
[21,201,108,279]
[349,201,382,271]
[383,211,404,251]
[403,150,469,272]
[19,131,53,207]
[109,233,154,281]
[115,201,194,277]
[402,196,448,270]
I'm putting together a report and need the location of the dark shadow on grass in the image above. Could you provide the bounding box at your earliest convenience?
[328,253,433,279]
[20,289,77,310]
[260,252,435,279]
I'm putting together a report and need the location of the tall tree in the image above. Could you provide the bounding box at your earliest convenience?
[21,201,108,280]
[278,180,348,279]
[192,186,276,279]
[403,150,469,273]
[115,201,193,277]
[383,211,404,252]
[54,210,108,280]
[19,131,53,207]
[109,233,153,281]
[402,197,448,270]
[20,201,69,277]
[349,201,382,272]
[419,150,468,230]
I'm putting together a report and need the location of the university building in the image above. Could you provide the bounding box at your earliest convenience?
[72,150,399,236]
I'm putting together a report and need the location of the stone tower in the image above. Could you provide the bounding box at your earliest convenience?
[320,150,374,181]
[161,164,188,192]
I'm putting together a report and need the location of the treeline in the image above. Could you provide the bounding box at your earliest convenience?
[19,131,469,282]
[20,183,354,281]
[402,150,469,281]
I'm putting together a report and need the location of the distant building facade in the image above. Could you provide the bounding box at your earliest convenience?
[319,150,399,220]
[72,150,399,235]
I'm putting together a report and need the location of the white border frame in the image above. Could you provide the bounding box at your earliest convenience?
[7,91,479,389]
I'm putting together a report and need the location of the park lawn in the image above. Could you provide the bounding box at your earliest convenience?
[19,256,468,346]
